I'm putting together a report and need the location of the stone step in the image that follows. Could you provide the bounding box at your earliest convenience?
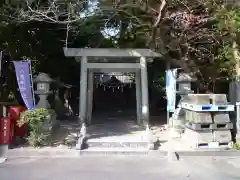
[86,139,149,149]
[80,147,149,156]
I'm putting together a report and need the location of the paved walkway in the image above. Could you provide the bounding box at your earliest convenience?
[1,156,240,180]
[87,120,147,142]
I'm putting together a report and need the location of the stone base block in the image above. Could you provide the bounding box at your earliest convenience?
[183,128,213,144]
[184,94,228,105]
[213,113,231,123]
[171,108,185,129]
[184,94,210,104]
[86,139,149,149]
[210,94,228,105]
[185,111,212,123]
[213,130,232,143]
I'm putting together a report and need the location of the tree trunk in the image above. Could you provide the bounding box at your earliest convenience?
[233,41,240,79]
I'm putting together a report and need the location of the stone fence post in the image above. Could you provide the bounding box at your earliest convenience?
[236,102,240,135]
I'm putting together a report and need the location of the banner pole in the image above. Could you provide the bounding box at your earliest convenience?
[27,60,36,108]
[166,62,170,127]
[0,51,2,77]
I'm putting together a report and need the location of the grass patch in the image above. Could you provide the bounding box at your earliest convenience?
[232,143,240,150]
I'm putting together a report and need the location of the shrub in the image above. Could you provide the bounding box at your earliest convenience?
[18,108,54,147]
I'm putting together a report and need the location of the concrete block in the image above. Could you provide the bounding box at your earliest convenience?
[186,94,211,104]
[213,113,230,123]
[211,123,233,130]
[213,130,232,143]
[186,122,212,131]
[183,128,213,144]
[210,94,228,105]
[186,122,233,131]
[171,108,185,129]
[185,111,212,123]
[0,145,8,163]
[87,140,149,149]
[184,94,229,105]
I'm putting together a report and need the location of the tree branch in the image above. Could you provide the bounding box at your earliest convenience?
[153,0,166,28]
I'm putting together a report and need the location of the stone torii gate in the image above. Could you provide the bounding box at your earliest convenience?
[63,48,162,127]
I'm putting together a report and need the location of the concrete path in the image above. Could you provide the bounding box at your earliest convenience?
[1,156,240,180]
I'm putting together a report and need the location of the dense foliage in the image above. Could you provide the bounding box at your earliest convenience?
[0,0,239,93]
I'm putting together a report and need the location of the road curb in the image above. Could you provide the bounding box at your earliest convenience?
[175,150,240,156]
[6,149,80,158]
[151,150,240,157]
[4,149,240,158]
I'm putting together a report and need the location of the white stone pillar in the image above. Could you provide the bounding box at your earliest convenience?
[86,71,94,125]
[79,56,88,123]
[135,70,142,125]
[140,56,149,126]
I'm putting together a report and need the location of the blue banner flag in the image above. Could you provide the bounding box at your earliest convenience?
[166,69,178,112]
[13,61,35,110]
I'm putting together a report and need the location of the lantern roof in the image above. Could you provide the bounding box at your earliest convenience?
[177,73,196,82]
[34,73,53,83]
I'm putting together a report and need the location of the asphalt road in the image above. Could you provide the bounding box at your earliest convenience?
[1,156,240,180]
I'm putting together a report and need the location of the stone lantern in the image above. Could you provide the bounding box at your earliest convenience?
[177,73,194,96]
[170,73,196,134]
[34,73,53,109]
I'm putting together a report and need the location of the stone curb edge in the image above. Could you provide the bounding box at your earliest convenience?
[171,150,240,157]
[2,149,240,158]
